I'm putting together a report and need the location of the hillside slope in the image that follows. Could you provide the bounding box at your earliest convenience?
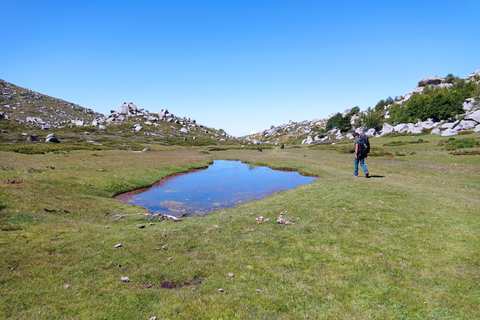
[246,70,480,145]
[0,79,101,128]
[0,79,237,147]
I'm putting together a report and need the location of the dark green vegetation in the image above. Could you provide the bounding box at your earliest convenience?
[1,132,479,319]
[441,138,479,150]
[388,79,480,124]
[357,74,480,131]
[325,107,360,132]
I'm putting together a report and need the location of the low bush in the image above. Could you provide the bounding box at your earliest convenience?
[442,138,479,150]
[450,149,480,155]
[383,141,406,146]
[369,147,392,157]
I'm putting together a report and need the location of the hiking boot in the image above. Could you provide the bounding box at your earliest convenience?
[352,174,358,177]
[365,173,370,178]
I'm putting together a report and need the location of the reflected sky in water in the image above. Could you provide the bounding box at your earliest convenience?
[116,160,317,216]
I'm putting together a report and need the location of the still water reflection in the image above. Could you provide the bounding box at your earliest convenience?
[115,160,317,216]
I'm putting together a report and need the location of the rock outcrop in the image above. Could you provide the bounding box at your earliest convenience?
[0,79,236,143]
[247,70,480,145]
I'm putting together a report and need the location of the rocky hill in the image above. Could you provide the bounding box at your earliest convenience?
[2,69,480,148]
[0,79,102,129]
[0,79,236,146]
[246,70,480,145]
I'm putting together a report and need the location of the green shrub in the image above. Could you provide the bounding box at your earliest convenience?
[310,143,352,154]
[369,147,392,157]
[325,107,359,132]
[387,80,480,124]
[383,141,406,146]
[361,111,383,131]
[317,128,326,138]
[370,150,393,157]
[443,138,479,150]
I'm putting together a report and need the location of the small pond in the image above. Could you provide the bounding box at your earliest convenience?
[115,160,317,216]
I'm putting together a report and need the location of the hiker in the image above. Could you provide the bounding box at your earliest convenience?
[281,144,284,149]
[352,132,370,178]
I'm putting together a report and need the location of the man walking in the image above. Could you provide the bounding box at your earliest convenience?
[352,132,369,178]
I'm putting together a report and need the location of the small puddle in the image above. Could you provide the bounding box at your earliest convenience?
[115,160,317,216]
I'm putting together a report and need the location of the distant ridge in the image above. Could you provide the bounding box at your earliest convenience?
[2,70,480,147]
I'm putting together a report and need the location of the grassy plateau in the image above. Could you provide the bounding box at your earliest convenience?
[0,133,479,319]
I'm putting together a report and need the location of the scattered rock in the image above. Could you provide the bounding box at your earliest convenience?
[4,179,23,184]
[441,129,458,137]
[255,216,270,223]
[162,246,168,250]
[277,216,295,225]
[218,288,224,292]
[119,102,138,114]
[161,214,182,221]
[121,277,130,282]
[418,75,443,86]
[228,273,234,277]
[46,136,60,143]
[114,243,122,248]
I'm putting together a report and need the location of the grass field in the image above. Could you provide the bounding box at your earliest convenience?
[1,133,479,319]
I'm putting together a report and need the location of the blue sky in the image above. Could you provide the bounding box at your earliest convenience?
[1,0,479,137]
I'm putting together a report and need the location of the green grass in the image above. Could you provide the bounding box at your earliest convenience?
[1,134,479,319]
[442,138,479,151]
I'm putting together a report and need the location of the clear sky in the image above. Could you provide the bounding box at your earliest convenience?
[1,0,479,137]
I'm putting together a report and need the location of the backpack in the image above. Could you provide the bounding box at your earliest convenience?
[357,135,370,158]
[361,135,370,155]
